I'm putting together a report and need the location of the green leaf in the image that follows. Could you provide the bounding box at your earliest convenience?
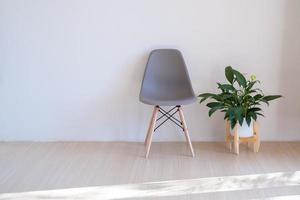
[211,94,223,101]
[199,98,207,104]
[256,112,265,117]
[232,69,247,87]
[246,81,256,90]
[238,117,244,126]
[225,66,234,84]
[246,115,251,126]
[236,107,244,126]
[198,93,215,98]
[218,84,236,91]
[230,119,237,129]
[249,112,257,120]
[228,108,235,120]
[253,94,263,101]
[217,83,225,92]
[248,89,257,94]
[198,93,216,104]
[249,107,262,112]
[208,107,219,117]
[242,94,253,103]
[221,93,234,100]
[262,95,282,102]
[206,102,222,108]
[224,112,229,120]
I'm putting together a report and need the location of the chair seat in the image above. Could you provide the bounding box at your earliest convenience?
[140,95,196,106]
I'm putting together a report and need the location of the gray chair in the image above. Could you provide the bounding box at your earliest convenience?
[140,49,196,158]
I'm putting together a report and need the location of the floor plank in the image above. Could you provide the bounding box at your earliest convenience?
[0,142,300,199]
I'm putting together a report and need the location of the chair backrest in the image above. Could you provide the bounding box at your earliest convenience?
[140,49,195,105]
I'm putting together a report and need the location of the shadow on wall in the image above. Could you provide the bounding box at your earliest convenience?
[278,0,300,139]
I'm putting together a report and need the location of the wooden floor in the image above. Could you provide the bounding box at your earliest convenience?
[0,142,300,199]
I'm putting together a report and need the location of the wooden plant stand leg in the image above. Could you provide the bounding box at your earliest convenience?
[247,141,252,151]
[233,124,239,155]
[225,121,232,152]
[145,106,159,158]
[247,142,251,148]
[178,106,195,157]
[253,122,260,153]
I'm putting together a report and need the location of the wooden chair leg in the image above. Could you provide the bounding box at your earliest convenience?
[225,121,232,152]
[253,122,260,153]
[144,106,158,145]
[233,124,239,155]
[178,106,195,157]
[144,132,149,145]
[145,106,159,158]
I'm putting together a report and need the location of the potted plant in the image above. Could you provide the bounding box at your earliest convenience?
[198,66,282,137]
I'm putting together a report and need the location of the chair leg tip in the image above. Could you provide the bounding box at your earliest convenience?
[145,151,150,158]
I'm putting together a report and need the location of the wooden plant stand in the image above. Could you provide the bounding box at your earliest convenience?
[225,121,260,155]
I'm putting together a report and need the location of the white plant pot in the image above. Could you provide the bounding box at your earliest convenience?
[230,120,254,137]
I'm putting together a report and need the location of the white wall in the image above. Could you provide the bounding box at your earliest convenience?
[0,0,299,141]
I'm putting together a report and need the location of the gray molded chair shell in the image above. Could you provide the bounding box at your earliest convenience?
[140,49,196,106]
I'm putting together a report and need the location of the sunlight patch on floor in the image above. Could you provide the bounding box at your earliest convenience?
[1,171,300,200]
[253,195,300,200]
